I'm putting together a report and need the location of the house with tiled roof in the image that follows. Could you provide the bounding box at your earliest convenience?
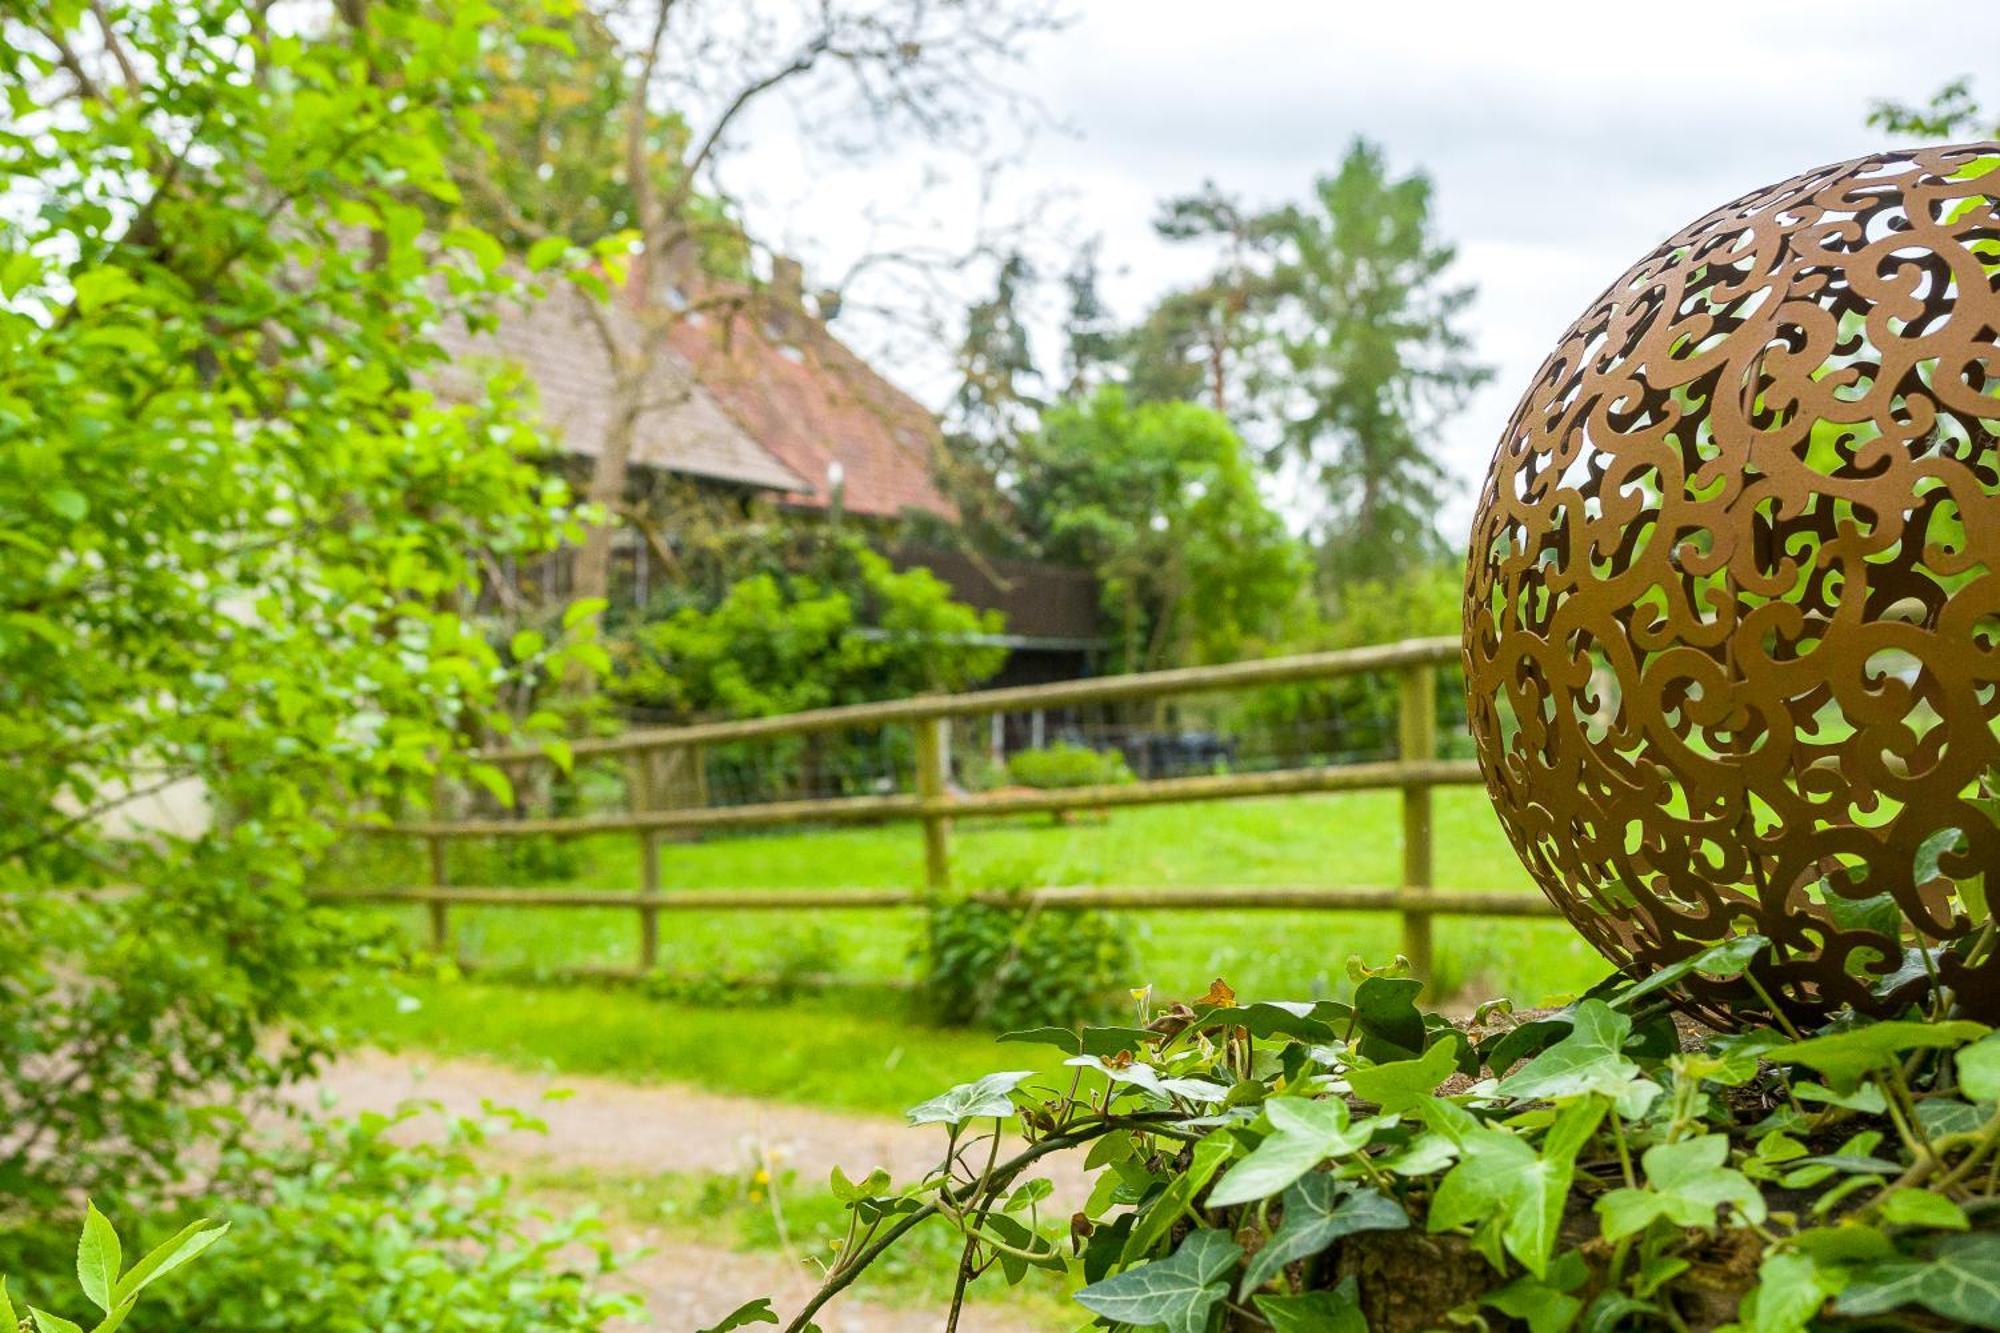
[435,257,1105,686]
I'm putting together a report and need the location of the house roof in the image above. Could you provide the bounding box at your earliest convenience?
[428,286,808,493]
[662,292,959,522]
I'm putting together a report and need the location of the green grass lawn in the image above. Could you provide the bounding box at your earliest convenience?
[355,980,1069,1117]
[324,788,1613,1003]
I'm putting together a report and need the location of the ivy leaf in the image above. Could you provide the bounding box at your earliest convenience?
[1917,1098,1995,1137]
[1239,1176,1406,1295]
[1122,1135,1234,1262]
[1429,1096,1604,1277]
[1352,976,1425,1060]
[1957,1032,2000,1102]
[1065,1055,1229,1104]
[1773,1020,1988,1092]
[1610,934,1768,1010]
[1495,1000,1658,1116]
[1208,1099,1376,1207]
[76,1201,121,1312]
[1736,1251,1832,1333]
[904,1071,1035,1126]
[1483,1251,1588,1333]
[1596,1135,1766,1240]
[999,1025,1152,1057]
[1835,1232,2000,1328]
[1878,1188,1969,1231]
[1075,1228,1242,1333]
[695,1298,778,1332]
[1254,1276,1366,1333]
[1346,1036,1459,1114]
[1236,1001,1342,1043]
[1578,1292,1658,1332]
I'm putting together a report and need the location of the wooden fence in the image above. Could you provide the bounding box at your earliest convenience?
[326,634,1560,981]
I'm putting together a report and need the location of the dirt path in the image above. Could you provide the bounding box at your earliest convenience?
[307,1052,1077,1331]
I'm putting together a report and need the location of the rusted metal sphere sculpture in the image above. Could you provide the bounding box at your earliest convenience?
[1465,143,2000,1024]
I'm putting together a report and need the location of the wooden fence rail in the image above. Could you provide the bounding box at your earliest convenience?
[332,635,1557,982]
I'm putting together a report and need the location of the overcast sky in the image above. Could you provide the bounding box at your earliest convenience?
[727,0,1993,546]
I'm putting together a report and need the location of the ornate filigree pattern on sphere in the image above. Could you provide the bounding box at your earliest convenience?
[1465,143,2000,1023]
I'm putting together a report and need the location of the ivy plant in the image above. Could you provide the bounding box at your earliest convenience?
[720,937,2000,1331]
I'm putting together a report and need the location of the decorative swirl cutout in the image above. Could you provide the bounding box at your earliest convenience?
[1465,143,2000,1023]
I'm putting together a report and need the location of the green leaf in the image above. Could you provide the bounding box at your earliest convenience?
[1775,1020,1987,1092]
[0,1277,16,1331]
[563,596,608,630]
[1737,1251,1831,1333]
[1254,1276,1366,1333]
[1075,1228,1241,1333]
[76,1202,120,1312]
[904,1071,1035,1126]
[1835,1232,2000,1328]
[1595,1135,1766,1240]
[1207,1098,1375,1207]
[30,1310,84,1333]
[47,489,88,522]
[696,1298,778,1331]
[1495,999,1658,1116]
[1611,934,1767,1010]
[1346,1036,1458,1114]
[998,1025,1151,1058]
[828,1165,889,1203]
[112,1219,228,1304]
[1484,1254,1587,1333]
[1238,1176,1406,1295]
[526,237,572,272]
[466,762,514,808]
[71,266,138,313]
[1430,1096,1604,1277]
[77,1200,121,1304]
[1352,976,1425,1059]
[1957,1032,2000,1102]
[509,628,546,661]
[1236,1000,1342,1043]
[1917,1097,1994,1137]
[1065,1055,1228,1104]
[1123,1135,1234,1262]
[1878,1188,1968,1230]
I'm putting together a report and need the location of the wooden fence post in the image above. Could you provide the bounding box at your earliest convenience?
[1397,663,1438,986]
[426,771,449,955]
[915,716,952,892]
[631,751,661,971]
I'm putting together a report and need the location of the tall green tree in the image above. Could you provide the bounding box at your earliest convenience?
[1264,140,1490,588]
[950,249,1045,474]
[0,0,594,1218]
[1124,182,1284,419]
[1014,387,1306,673]
[1869,76,1984,137]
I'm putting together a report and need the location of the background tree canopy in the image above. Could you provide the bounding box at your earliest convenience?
[1013,387,1307,673]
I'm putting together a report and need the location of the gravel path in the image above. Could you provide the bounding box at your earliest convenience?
[307,1052,1077,1331]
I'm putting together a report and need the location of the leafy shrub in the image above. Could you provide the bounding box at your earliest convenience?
[1,0,593,1231]
[917,897,1131,1031]
[738,938,2000,1332]
[150,1104,638,1331]
[1004,743,1133,791]
[614,541,1006,721]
